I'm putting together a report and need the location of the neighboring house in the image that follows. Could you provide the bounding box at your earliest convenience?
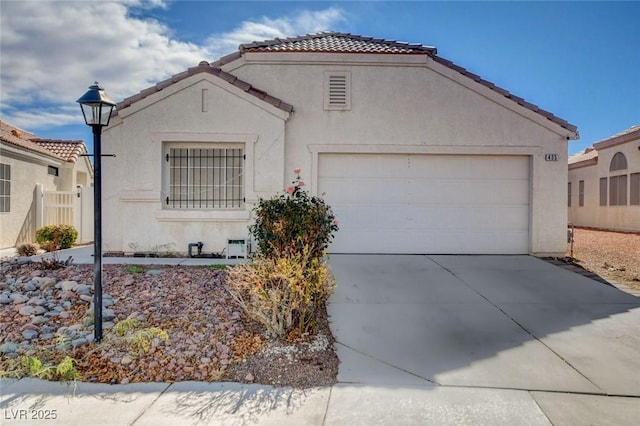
[0,120,94,248]
[102,32,578,256]
[568,125,640,232]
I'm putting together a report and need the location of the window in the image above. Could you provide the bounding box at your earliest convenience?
[48,165,59,176]
[599,177,607,206]
[610,152,628,171]
[0,163,10,213]
[609,175,627,206]
[631,173,640,206]
[324,71,351,110]
[567,182,572,207]
[165,146,244,209]
[579,180,585,207]
[608,152,628,206]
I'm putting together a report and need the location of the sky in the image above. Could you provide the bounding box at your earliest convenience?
[1,0,639,155]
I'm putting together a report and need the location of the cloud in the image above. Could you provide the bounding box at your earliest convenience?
[0,1,346,131]
[206,7,348,57]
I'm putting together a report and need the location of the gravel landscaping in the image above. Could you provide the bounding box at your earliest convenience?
[568,227,640,291]
[0,260,338,388]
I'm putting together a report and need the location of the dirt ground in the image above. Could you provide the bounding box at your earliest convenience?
[567,228,640,291]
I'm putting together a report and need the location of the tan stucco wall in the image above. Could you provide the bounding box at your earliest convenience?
[227,52,571,256]
[101,75,288,254]
[103,52,573,255]
[0,147,58,248]
[569,138,640,231]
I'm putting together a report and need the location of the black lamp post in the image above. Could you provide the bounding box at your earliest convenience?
[77,82,116,343]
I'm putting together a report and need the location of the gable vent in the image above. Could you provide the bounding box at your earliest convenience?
[324,71,351,110]
[328,75,347,106]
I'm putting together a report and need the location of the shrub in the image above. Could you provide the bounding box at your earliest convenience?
[36,225,78,251]
[250,169,339,259]
[227,246,335,339]
[16,242,39,257]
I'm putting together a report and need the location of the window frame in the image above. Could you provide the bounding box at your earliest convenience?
[578,180,584,207]
[599,177,607,206]
[567,181,572,207]
[630,172,639,206]
[163,144,245,210]
[0,163,10,213]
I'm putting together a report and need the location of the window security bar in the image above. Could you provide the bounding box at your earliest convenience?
[166,148,244,209]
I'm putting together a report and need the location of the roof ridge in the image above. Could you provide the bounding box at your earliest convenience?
[239,31,437,54]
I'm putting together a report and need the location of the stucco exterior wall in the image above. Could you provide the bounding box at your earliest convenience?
[103,51,573,255]
[569,138,640,231]
[225,52,571,255]
[0,148,58,248]
[102,75,288,254]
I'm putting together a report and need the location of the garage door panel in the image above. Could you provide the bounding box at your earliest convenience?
[319,153,530,254]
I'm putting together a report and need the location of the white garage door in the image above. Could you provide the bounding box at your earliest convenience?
[318,154,530,254]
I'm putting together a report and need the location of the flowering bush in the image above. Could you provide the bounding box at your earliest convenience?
[250,169,339,260]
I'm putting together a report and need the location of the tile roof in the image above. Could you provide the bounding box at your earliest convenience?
[234,31,577,134]
[0,119,88,163]
[568,147,598,166]
[32,139,88,163]
[593,124,640,150]
[117,65,293,113]
[239,31,437,54]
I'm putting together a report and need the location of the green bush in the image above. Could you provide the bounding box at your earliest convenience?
[36,225,78,251]
[249,169,339,259]
[227,246,335,339]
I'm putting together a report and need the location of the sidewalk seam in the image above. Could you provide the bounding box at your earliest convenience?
[129,383,173,425]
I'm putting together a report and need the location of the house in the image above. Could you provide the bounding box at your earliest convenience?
[0,120,94,248]
[102,32,578,256]
[568,125,640,232]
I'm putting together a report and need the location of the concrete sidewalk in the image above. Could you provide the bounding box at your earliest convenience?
[3,378,639,425]
[2,250,640,425]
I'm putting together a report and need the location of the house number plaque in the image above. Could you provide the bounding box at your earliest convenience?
[545,154,559,161]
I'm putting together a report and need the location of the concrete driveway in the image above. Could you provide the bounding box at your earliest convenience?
[327,255,640,423]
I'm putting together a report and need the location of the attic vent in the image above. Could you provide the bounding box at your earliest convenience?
[324,71,351,111]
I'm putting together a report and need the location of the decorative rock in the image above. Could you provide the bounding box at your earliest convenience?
[40,333,54,340]
[22,329,38,340]
[18,306,35,316]
[59,281,78,291]
[31,316,48,325]
[103,309,116,321]
[121,356,133,365]
[31,306,46,315]
[36,277,57,291]
[75,284,92,296]
[71,337,89,348]
[28,297,46,306]
[59,311,70,319]
[11,294,28,304]
[0,342,18,354]
[245,373,254,382]
[79,294,93,303]
[60,291,76,300]
[30,270,43,277]
[22,283,37,292]
[0,294,12,304]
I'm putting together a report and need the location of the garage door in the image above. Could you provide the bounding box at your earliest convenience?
[318,154,530,254]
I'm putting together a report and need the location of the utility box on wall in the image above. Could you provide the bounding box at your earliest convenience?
[227,238,247,259]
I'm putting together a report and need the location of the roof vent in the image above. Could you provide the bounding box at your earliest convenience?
[11,129,22,138]
[199,60,210,66]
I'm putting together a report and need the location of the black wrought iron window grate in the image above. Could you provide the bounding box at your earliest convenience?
[166,147,244,209]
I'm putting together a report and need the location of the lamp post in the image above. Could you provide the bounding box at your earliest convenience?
[77,82,116,343]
